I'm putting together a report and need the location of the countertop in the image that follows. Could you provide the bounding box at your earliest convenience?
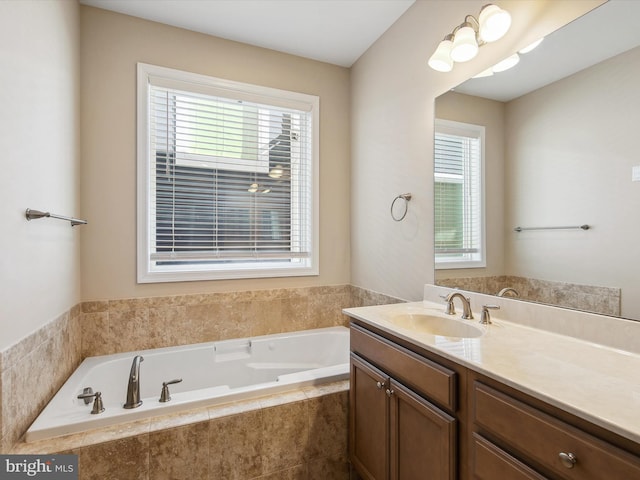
[343,301,640,445]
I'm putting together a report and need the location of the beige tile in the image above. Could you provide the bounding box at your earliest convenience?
[147,306,189,349]
[81,312,110,357]
[260,401,309,474]
[306,391,348,461]
[81,418,151,447]
[76,434,149,480]
[108,308,150,353]
[306,457,350,480]
[251,299,284,337]
[209,410,263,480]
[207,398,263,420]
[149,422,209,480]
[149,407,210,432]
[255,464,307,479]
[302,380,349,400]
[82,301,109,314]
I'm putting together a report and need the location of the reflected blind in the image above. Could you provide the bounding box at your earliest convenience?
[434,125,482,263]
[148,83,313,266]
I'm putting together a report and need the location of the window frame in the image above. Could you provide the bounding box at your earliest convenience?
[434,118,486,270]
[136,63,319,283]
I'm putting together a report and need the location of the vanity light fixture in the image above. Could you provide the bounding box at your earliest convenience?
[471,37,544,78]
[428,3,511,72]
[492,53,520,73]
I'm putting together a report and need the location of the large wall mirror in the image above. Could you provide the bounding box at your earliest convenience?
[434,0,640,321]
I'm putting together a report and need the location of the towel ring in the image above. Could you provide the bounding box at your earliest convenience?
[390,193,412,221]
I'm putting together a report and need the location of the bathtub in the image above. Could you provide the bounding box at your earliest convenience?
[26,326,349,443]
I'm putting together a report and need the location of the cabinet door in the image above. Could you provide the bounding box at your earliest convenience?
[389,379,456,480]
[350,353,390,480]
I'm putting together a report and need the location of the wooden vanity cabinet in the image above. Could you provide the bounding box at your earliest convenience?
[470,378,640,480]
[349,320,640,480]
[350,323,459,480]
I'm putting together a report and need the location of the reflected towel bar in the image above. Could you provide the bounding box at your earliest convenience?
[25,208,87,227]
[514,224,589,232]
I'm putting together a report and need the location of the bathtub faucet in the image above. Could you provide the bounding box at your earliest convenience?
[124,355,144,409]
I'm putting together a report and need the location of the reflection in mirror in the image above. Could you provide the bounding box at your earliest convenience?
[434,0,640,321]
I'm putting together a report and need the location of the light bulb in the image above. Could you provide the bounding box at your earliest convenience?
[478,4,511,43]
[519,38,544,54]
[269,166,284,178]
[451,23,478,63]
[492,53,519,73]
[473,67,494,79]
[428,36,454,72]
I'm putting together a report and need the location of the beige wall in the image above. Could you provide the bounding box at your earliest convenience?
[80,6,351,301]
[0,0,81,351]
[434,91,506,281]
[504,46,640,319]
[350,0,604,301]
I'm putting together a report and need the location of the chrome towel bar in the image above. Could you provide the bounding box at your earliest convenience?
[514,224,589,232]
[25,208,87,227]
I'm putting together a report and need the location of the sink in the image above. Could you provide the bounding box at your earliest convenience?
[389,313,484,338]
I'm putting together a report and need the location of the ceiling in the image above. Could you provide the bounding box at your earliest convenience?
[454,0,640,102]
[80,0,415,67]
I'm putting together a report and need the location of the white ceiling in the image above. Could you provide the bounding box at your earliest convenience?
[80,0,415,67]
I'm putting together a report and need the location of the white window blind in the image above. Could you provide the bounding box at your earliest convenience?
[137,64,319,282]
[434,119,485,268]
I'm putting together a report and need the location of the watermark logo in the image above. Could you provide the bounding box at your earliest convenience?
[0,455,77,479]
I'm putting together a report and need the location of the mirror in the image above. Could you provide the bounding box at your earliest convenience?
[434,0,640,321]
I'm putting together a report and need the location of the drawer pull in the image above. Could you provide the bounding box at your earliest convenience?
[559,452,577,469]
[386,388,394,397]
[376,381,385,389]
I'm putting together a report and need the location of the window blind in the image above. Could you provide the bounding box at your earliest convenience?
[434,123,483,265]
[147,78,313,267]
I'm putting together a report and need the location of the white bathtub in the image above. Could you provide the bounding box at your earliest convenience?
[26,326,349,442]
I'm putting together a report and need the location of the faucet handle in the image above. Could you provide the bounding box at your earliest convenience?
[440,294,456,315]
[77,391,105,414]
[480,305,500,325]
[159,378,183,403]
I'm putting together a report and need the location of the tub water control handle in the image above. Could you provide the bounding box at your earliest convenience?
[159,378,183,403]
[77,391,105,414]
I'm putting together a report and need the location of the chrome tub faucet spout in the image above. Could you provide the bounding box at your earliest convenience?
[124,355,144,409]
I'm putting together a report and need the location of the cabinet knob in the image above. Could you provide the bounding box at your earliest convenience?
[385,389,394,397]
[558,452,577,469]
[376,381,385,389]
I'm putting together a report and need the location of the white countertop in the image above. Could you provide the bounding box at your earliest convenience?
[344,300,640,445]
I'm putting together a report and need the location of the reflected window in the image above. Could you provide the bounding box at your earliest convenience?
[434,119,485,269]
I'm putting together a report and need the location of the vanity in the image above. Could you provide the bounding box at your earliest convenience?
[343,289,640,480]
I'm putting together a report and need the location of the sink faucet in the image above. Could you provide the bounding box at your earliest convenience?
[497,287,520,297]
[124,355,144,409]
[444,292,474,320]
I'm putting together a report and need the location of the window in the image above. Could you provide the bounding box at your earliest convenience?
[434,119,485,269]
[137,63,319,282]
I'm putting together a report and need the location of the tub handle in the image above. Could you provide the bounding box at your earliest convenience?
[159,378,183,403]
[77,391,105,414]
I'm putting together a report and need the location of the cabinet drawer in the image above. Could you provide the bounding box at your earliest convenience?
[473,382,640,480]
[472,433,548,480]
[351,324,456,411]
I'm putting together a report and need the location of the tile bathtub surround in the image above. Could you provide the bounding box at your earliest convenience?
[0,305,83,452]
[14,381,350,480]
[80,284,403,357]
[1,284,400,453]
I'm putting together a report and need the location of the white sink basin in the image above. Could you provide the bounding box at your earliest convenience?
[390,313,484,338]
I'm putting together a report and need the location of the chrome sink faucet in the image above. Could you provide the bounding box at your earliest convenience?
[124,355,144,409]
[444,292,474,320]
